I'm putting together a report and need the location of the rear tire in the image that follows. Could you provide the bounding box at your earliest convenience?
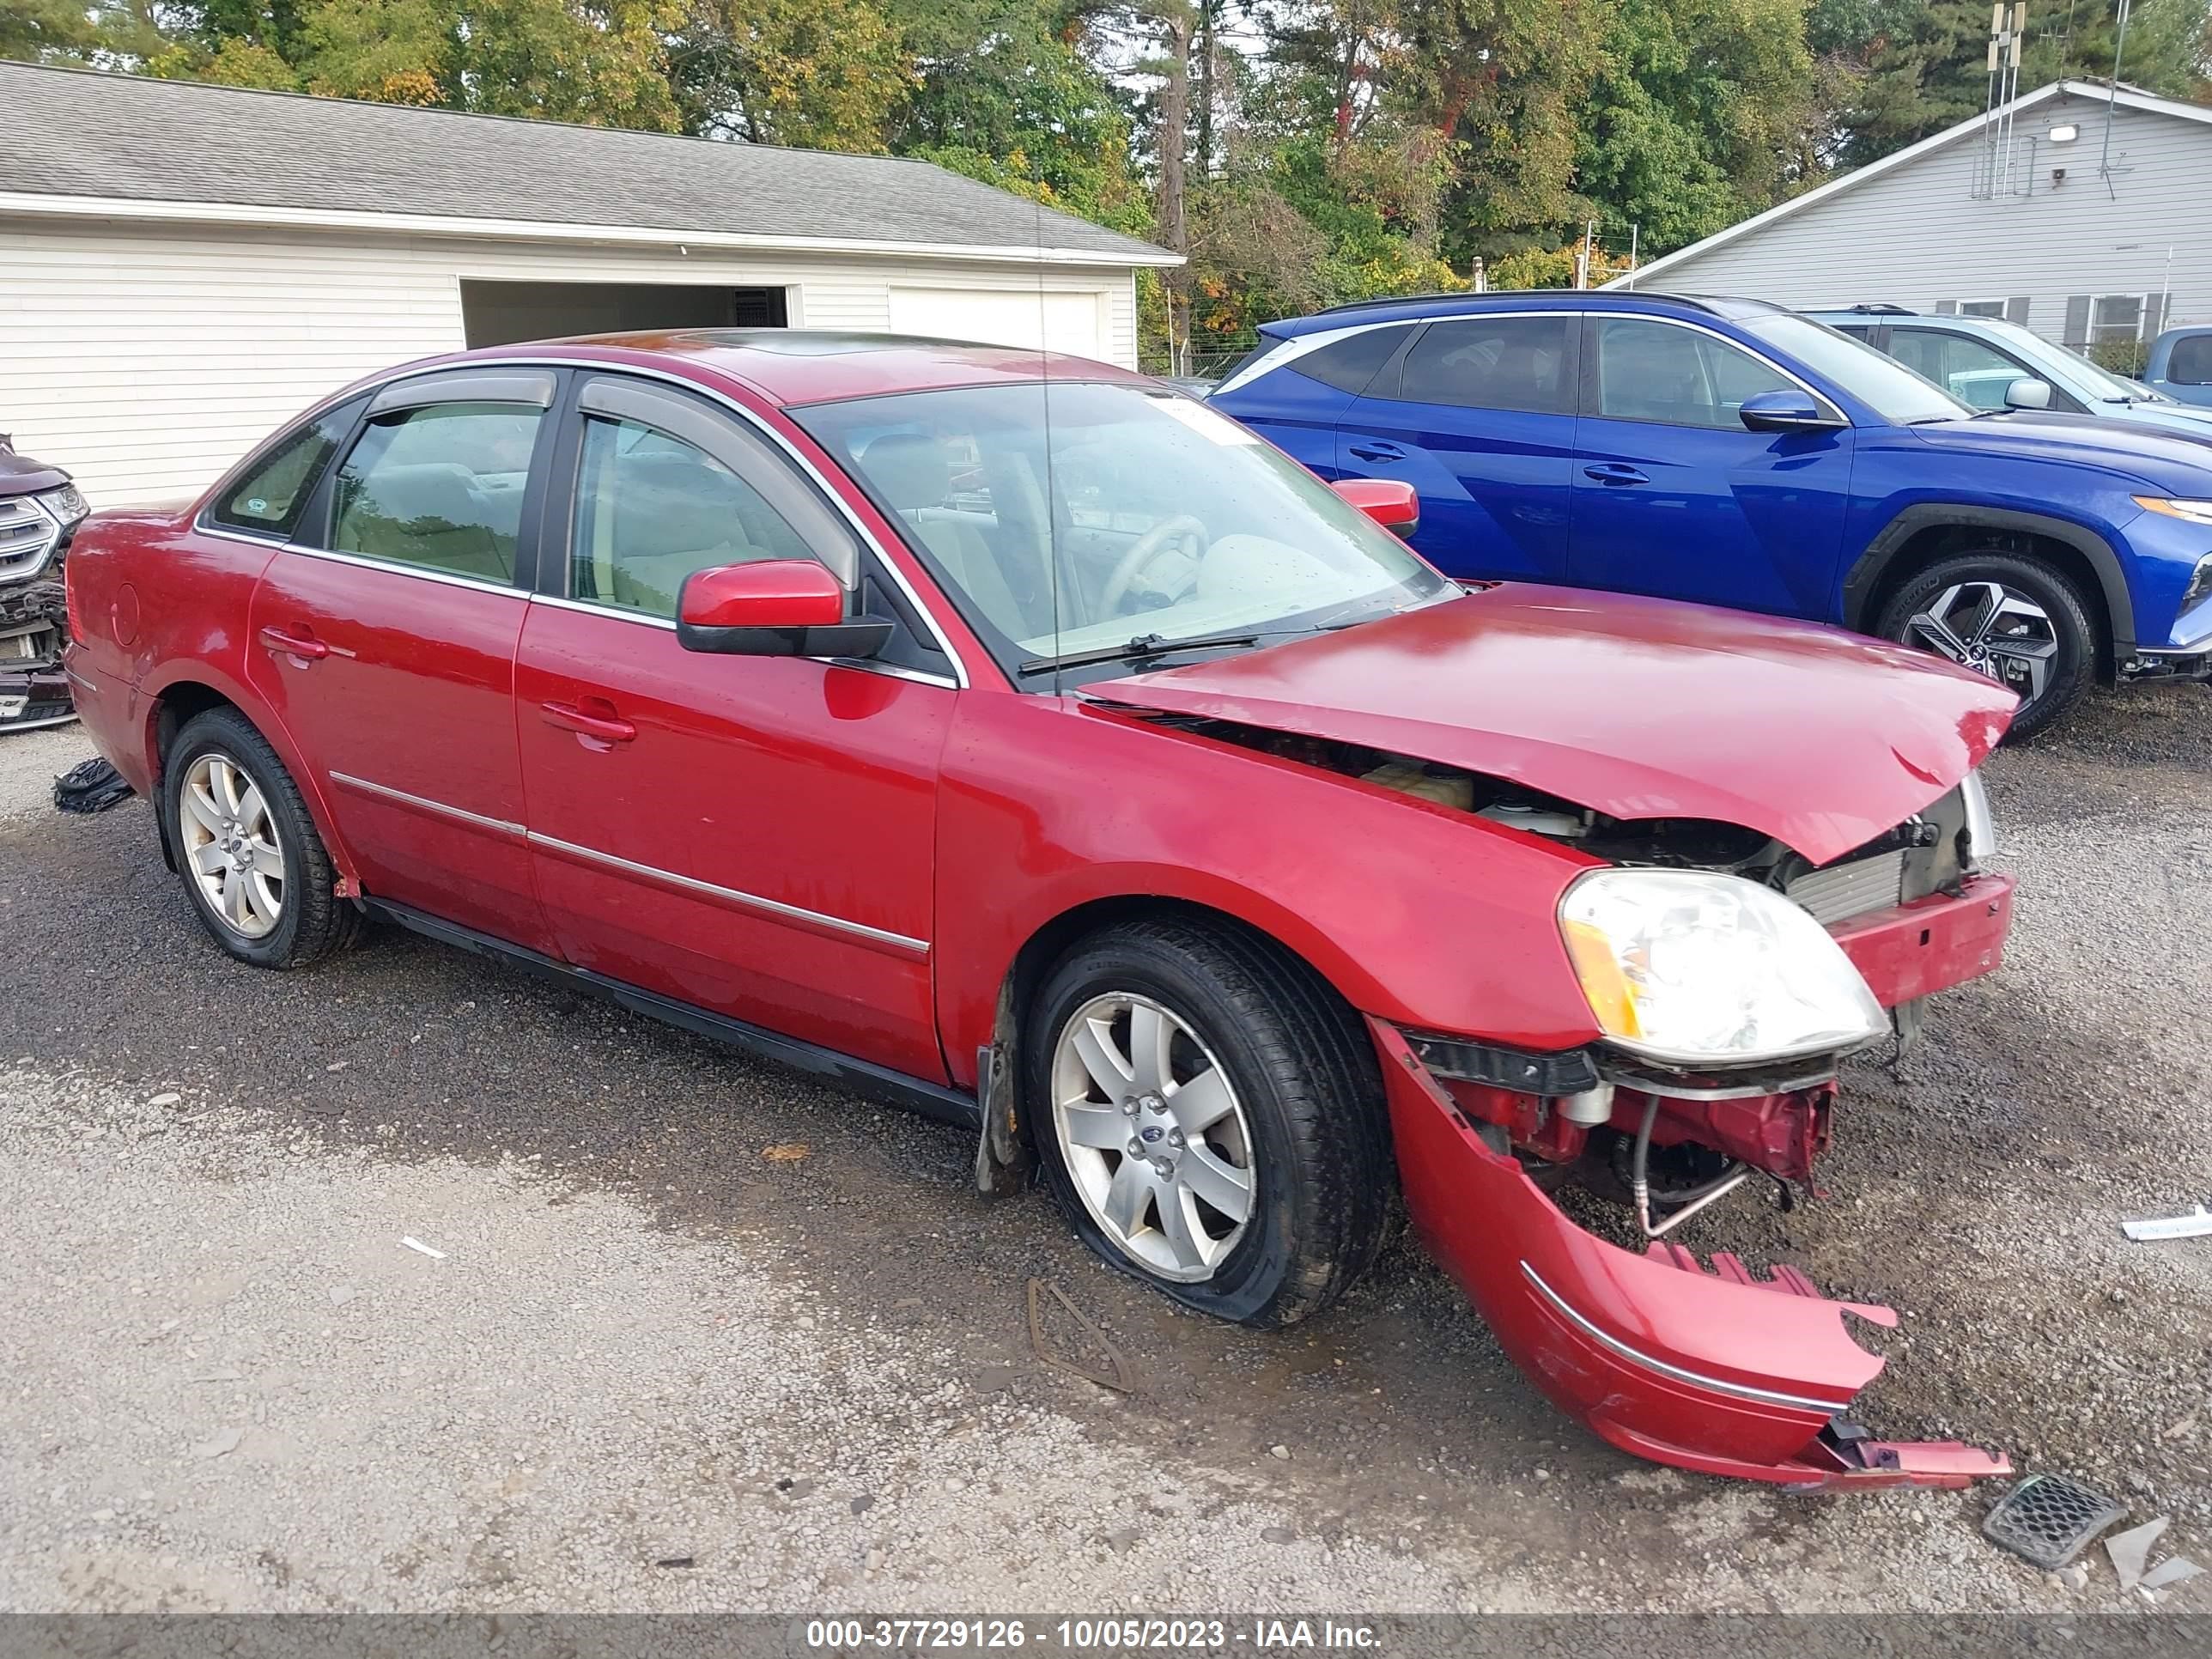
[1025,916,1392,1328]
[1875,550,2094,740]
[163,708,359,968]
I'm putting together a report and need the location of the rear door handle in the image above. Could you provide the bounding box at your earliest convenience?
[258,625,330,662]
[1583,463,1650,485]
[1348,441,1407,463]
[540,699,636,745]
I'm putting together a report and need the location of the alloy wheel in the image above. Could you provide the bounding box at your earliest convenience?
[1048,992,1256,1284]
[178,751,287,939]
[1902,580,2058,706]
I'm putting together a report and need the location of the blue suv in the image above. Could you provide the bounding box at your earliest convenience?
[1209,291,2212,737]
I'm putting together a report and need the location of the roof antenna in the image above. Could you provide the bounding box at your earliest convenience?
[1036,184,1062,697]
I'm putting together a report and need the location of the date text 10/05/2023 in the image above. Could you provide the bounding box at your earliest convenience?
[804,1619,1382,1650]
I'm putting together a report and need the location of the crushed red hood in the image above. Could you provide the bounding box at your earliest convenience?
[1106,585,2016,864]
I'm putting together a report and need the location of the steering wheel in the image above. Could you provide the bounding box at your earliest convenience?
[1098,515,1210,615]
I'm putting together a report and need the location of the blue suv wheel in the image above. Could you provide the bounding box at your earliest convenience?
[1872,551,2096,738]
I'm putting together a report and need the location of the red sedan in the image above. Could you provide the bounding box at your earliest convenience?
[64,332,2018,1487]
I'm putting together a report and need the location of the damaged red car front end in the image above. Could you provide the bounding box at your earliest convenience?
[1374,1021,2008,1488]
[1113,591,2020,1487]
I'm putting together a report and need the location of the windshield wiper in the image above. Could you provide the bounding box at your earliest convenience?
[1017,630,1263,676]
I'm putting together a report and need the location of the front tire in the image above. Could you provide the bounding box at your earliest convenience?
[163,708,358,968]
[1025,917,1392,1328]
[1875,551,2095,740]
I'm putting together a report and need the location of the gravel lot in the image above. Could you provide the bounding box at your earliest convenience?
[2,685,2209,1614]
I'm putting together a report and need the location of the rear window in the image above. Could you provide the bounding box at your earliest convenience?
[1291,325,1417,394]
[2170,333,2212,386]
[1396,315,1574,414]
[205,402,361,539]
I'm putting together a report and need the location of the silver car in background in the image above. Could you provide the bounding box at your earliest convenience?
[1808,305,2212,441]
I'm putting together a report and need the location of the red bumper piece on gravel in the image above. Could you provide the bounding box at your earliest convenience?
[1372,1019,2009,1490]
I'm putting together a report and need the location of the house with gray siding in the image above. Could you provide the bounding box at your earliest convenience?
[1610,81,2212,361]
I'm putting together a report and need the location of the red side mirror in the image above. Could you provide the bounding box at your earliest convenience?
[1330,477,1420,534]
[675,561,892,659]
[678,560,844,630]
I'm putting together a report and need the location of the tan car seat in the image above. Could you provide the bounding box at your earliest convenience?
[860,434,1032,641]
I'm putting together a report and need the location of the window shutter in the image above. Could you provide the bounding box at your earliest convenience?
[2005,296,2032,325]
[1935,300,1960,314]
[2145,293,2169,338]
[2063,295,2092,349]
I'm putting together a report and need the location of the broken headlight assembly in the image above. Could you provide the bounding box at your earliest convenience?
[1559,868,1886,1067]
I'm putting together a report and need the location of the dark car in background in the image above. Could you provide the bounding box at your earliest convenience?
[1209,291,2212,738]
[1810,305,2212,439]
[0,434,88,731]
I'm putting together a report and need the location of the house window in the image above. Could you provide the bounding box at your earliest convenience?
[2090,295,2148,344]
[1958,299,2008,319]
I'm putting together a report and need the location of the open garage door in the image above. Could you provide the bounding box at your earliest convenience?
[460,281,787,347]
[888,287,1106,361]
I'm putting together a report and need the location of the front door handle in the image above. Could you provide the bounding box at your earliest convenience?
[1583,463,1650,485]
[540,699,636,745]
[258,625,330,662]
[1348,441,1407,463]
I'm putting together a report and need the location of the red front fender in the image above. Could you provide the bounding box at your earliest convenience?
[1370,1020,2008,1488]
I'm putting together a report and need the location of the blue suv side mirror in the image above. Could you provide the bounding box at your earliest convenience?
[1738,390,1846,434]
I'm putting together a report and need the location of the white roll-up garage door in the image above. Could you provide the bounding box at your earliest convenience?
[887,286,1107,361]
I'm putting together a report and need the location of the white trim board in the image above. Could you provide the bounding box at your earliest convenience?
[0,189,1184,270]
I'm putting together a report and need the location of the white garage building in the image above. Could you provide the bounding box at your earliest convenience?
[0,62,1176,506]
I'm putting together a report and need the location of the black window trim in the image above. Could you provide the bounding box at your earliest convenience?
[366,368,556,416]
[193,394,371,547]
[1578,313,1850,429]
[1378,310,1582,414]
[282,367,564,593]
[567,374,863,592]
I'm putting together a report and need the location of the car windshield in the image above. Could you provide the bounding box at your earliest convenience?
[1747,314,1972,423]
[794,380,1452,683]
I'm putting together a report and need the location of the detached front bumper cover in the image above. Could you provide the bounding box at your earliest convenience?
[1371,1019,2008,1489]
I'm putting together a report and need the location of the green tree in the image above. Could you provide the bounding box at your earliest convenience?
[1814,0,2212,167]
[889,0,1147,228]
[1,0,100,62]
[1396,0,1608,263]
[1577,0,1820,253]
[302,0,683,127]
[665,0,910,148]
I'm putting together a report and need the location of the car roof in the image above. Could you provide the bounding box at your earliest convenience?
[1256,290,1788,339]
[1806,307,2017,335]
[462,329,1156,406]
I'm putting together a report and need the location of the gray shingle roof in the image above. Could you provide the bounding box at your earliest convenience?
[0,62,1170,264]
